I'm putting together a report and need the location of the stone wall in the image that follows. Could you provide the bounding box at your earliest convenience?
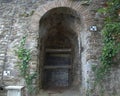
[0,0,52,95]
[0,0,120,96]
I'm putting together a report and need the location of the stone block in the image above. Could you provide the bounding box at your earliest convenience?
[5,86,24,96]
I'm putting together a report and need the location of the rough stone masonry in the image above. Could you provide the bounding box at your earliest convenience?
[0,0,120,96]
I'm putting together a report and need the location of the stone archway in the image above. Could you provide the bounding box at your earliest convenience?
[38,7,81,96]
[30,0,87,33]
[30,0,94,96]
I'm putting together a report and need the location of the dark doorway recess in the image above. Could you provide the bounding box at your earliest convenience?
[38,7,81,91]
[43,33,73,89]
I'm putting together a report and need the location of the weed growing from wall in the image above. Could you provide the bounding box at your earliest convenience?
[94,0,120,86]
[16,36,36,95]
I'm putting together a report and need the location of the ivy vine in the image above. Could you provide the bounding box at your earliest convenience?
[94,0,120,83]
[16,36,36,94]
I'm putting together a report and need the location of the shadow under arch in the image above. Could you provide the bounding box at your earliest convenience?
[37,7,82,93]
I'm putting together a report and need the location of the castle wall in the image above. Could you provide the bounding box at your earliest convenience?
[0,0,120,96]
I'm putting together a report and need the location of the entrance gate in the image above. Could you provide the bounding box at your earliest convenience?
[43,33,72,89]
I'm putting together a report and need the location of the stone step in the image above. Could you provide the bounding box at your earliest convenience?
[37,89,80,96]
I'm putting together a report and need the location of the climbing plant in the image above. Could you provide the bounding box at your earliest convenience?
[94,0,120,83]
[16,36,36,94]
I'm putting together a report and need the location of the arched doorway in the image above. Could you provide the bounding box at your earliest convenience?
[38,7,81,95]
[30,1,97,95]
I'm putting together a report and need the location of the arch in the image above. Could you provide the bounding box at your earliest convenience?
[29,0,92,95]
[30,0,88,33]
[37,7,81,90]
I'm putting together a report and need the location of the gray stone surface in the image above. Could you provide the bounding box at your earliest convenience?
[0,0,120,96]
